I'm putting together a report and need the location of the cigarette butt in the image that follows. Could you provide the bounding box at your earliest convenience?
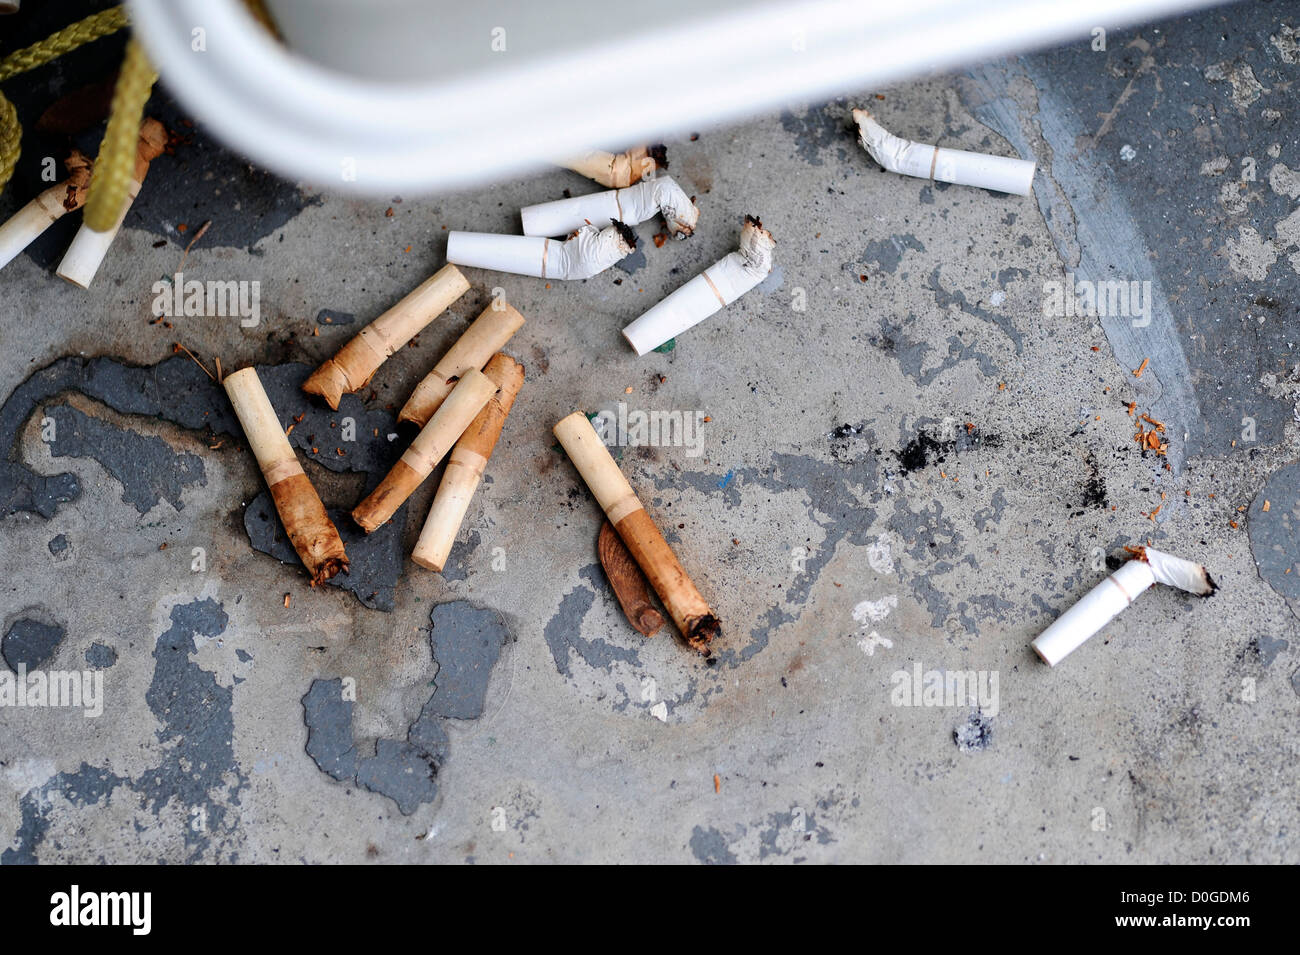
[0,152,93,271]
[352,368,496,533]
[1133,357,1149,378]
[411,354,525,572]
[622,216,774,356]
[852,109,1035,196]
[553,412,720,652]
[223,367,348,584]
[1032,547,1215,666]
[399,301,525,427]
[56,119,166,288]
[559,145,665,189]
[598,519,665,637]
[714,774,721,793]
[303,264,470,410]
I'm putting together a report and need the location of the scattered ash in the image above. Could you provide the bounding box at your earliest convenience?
[954,711,993,752]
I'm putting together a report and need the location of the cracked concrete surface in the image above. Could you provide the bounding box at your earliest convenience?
[1,2,1298,863]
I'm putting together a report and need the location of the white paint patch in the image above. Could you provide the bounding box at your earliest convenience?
[1271,24,1299,64]
[989,290,1005,306]
[1204,61,1268,110]
[866,535,894,575]
[856,631,893,656]
[1199,156,1230,176]
[1226,225,1278,281]
[1267,163,1300,200]
[649,701,668,722]
[3,758,57,794]
[852,594,897,624]
[1119,144,1136,162]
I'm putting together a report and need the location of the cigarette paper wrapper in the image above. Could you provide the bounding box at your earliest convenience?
[399,302,525,427]
[1032,561,1154,667]
[223,367,348,584]
[447,223,634,280]
[521,177,698,238]
[553,412,719,651]
[303,263,470,409]
[352,368,496,533]
[412,354,525,571]
[853,109,1035,196]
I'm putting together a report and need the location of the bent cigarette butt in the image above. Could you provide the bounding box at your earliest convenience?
[352,368,496,533]
[398,301,525,427]
[622,215,774,356]
[560,145,666,188]
[411,353,525,572]
[0,151,93,271]
[223,367,348,584]
[303,263,470,410]
[1032,547,1216,666]
[852,109,1036,196]
[554,411,719,653]
[598,519,665,638]
[447,222,635,280]
[56,119,167,289]
[521,176,699,239]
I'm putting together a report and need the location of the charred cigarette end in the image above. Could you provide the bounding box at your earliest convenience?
[1140,546,1218,597]
[648,144,668,172]
[612,219,638,250]
[62,151,94,210]
[685,613,721,655]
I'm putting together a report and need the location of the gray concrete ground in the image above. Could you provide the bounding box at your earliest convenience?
[1,2,1298,863]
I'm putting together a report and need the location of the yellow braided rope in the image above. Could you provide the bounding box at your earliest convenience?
[0,6,128,82]
[83,37,156,231]
[0,4,130,194]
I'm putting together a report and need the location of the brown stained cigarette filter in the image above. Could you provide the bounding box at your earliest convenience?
[598,519,665,637]
[560,145,666,188]
[223,367,348,584]
[352,367,497,533]
[553,412,719,653]
[399,301,525,427]
[411,354,525,572]
[303,263,470,409]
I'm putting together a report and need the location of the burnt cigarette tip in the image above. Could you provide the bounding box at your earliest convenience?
[1201,572,1219,597]
[611,219,638,249]
[686,614,721,654]
[648,144,668,170]
[743,214,763,230]
[311,555,349,586]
